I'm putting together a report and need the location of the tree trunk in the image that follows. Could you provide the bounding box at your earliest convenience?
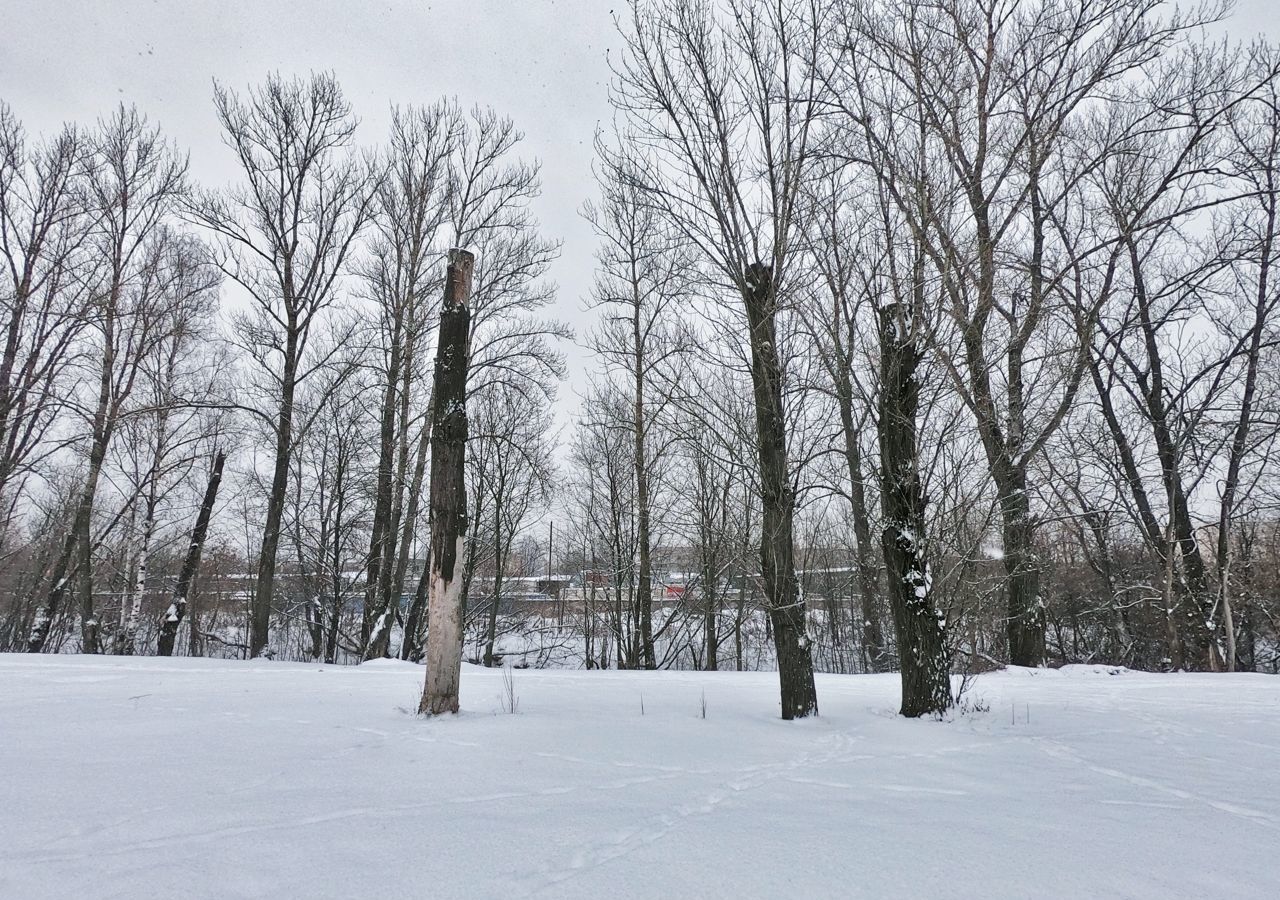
[158,451,225,657]
[69,308,121,655]
[115,501,140,654]
[877,304,951,718]
[419,249,473,716]
[117,495,155,655]
[484,502,505,667]
[995,462,1045,667]
[741,263,817,719]
[835,376,886,671]
[633,301,655,669]
[396,403,435,660]
[252,332,297,658]
[28,455,107,653]
[362,331,401,658]
[703,571,719,671]
[402,548,431,662]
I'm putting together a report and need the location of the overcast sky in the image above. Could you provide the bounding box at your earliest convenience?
[2,0,1278,419]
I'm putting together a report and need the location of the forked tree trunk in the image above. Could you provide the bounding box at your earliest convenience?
[396,400,436,660]
[741,262,817,720]
[362,331,401,658]
[419,249,473,716]
[158,451,225,657]
[878,304,951,718]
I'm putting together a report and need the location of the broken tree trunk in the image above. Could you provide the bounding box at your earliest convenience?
[158,450,225,657]
[877,304,951,718]
[419,249,474,716]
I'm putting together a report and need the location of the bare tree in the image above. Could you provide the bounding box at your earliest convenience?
[393,105,566,661]
[1211,44,1280,671]
[111,236,222,654]
[469,382,555,667]
[29,105,191,653]
[191,72,373,658]
[1077,40,1279,668]
[583,142,690,668]
[797,165,889,670]
[0,106,93,547]
[570,384,644,668]
[291,365,374,662]
[359,101,455,659]
[878,302,951,715]
[612,0,824,717]
[831,0,1226,665]
[157,448,226,657]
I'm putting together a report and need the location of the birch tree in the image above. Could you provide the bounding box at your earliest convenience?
[0,106,93,546]
[30,105,190,653]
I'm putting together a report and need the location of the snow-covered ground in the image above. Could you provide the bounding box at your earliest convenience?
[1,655,1276,899]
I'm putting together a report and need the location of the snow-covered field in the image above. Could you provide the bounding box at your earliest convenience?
[1,655,1276,899]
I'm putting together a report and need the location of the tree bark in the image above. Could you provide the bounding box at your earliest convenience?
[116,494,155,655]
[396,400,435,660]
[251,321,298,659]
[362,328,401,659]
[484,500,505,667]
[877,304,951,718]
[835,374,887,671]
[419,249,474,716]
[158,451,225,657]
[741,263,817,719]
[633,298,655,669]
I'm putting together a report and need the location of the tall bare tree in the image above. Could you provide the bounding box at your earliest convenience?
[613,0,824,717]
[359,101,455,659]
[0,106,93,547]
[192,72,373,658]
[583,143,689,669]
[832,0,1220,665]
[30,105,191,653]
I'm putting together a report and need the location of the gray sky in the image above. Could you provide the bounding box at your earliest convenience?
[1,0,1277,419]
[0,0,621,415]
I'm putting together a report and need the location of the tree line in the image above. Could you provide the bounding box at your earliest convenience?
[0,76,564,669]
[3,0,1280,721]
[565,0,1280,717]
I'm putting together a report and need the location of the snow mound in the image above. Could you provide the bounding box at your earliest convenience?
[1056,663,1140,677]
[357,658,421,671]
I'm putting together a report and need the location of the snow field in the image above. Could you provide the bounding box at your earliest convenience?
[1,655,1277,899]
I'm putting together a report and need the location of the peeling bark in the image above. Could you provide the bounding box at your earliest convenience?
[420,249,473,716]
